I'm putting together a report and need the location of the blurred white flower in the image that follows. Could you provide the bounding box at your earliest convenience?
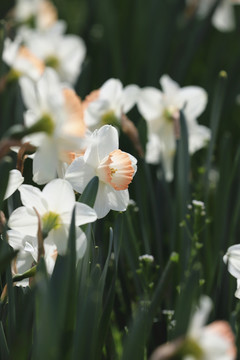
[15,0,58,31]
[19,68,86,184]
[150,296,236,360]
[185,296,236,359]
[4,169,24,200]
[8,229,57,286]
[83,78,139,130]
[138,254,154,263]
[223,244,240,298]
[25,31,86,84]
[136,74,210,181]
[8,179,97,260]
[2,36,45,81]
[192,199,205,208]
[193,0,240,32]
[65,125,137,219]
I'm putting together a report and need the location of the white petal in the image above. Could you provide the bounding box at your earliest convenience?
[162,150,175,182]
[38,68,64,112]
[43,237,57,274]
[65,157,96,194]
[188,296,212,336]
[74,202,97,226]
[58,35,86,84]
[137,87,163,121]
[4,170,24,200]
[145,133,162,165]
[8,207,38,236]
[188,125,211,154]
[160,75,180,97]
[19,76,40,113]
[24,238,38,263]
[83,130,101,168]
[93,182,112,219]
[8,230,25,250]
[122,84,140,113]
[224,244,240,279]
[19,184,48,214]
[15,251,34,275]
[32,137,58,185]
[84,103,103,128]
[177,86,208,121]
[48,224,69,256]
[212,1,235,32]
[2,37,20,67]
[23,110,39,128]
[100,78,123,109]
[84,125,119,166]
[97,125,119,161]
[107,187,129,212]
[42,179,75,214]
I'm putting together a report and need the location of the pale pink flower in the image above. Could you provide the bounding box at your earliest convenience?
[65,125,137,219]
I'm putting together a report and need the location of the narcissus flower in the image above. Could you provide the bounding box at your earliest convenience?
[15,0,58,31]
[136,74,210,181]
[65,125,137,219]
[3,37,45,81]
[25,31,86,84]
[19,68,86,184]
[83,78,139,130]
[223,244,240,298]
[8,229,57,286]
[150,296,236,360]
[188,0,240,32]
[8,179,97,260]
[185,296,236,359]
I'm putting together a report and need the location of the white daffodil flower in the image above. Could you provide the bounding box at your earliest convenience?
[15,0,59,31]
[19,68,86,184]
[223,244,240,298]
[83,78,139,130]
[185,296,236,359]
[193,0,240,32]
[136,74,210,181]
[24,31,86,84]
[4,169,24,200]
[8,179,97,260]
[2,36,45,81]
[65,125,137,219]
[8,229,57,286]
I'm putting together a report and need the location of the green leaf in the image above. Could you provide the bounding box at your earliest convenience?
[204,71,227,196]
[0,237,18,275]
[0,156,13,209]
[137,117,148,155]
[172,264,202,339]
[0,321,9,359]
[175,109,190,213]
[78,176,99,208]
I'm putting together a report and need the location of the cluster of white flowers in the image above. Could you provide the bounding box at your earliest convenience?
[138,254,154,263]
[2,0,139,284]
[3,0,85,84]
[2,0,212,289]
